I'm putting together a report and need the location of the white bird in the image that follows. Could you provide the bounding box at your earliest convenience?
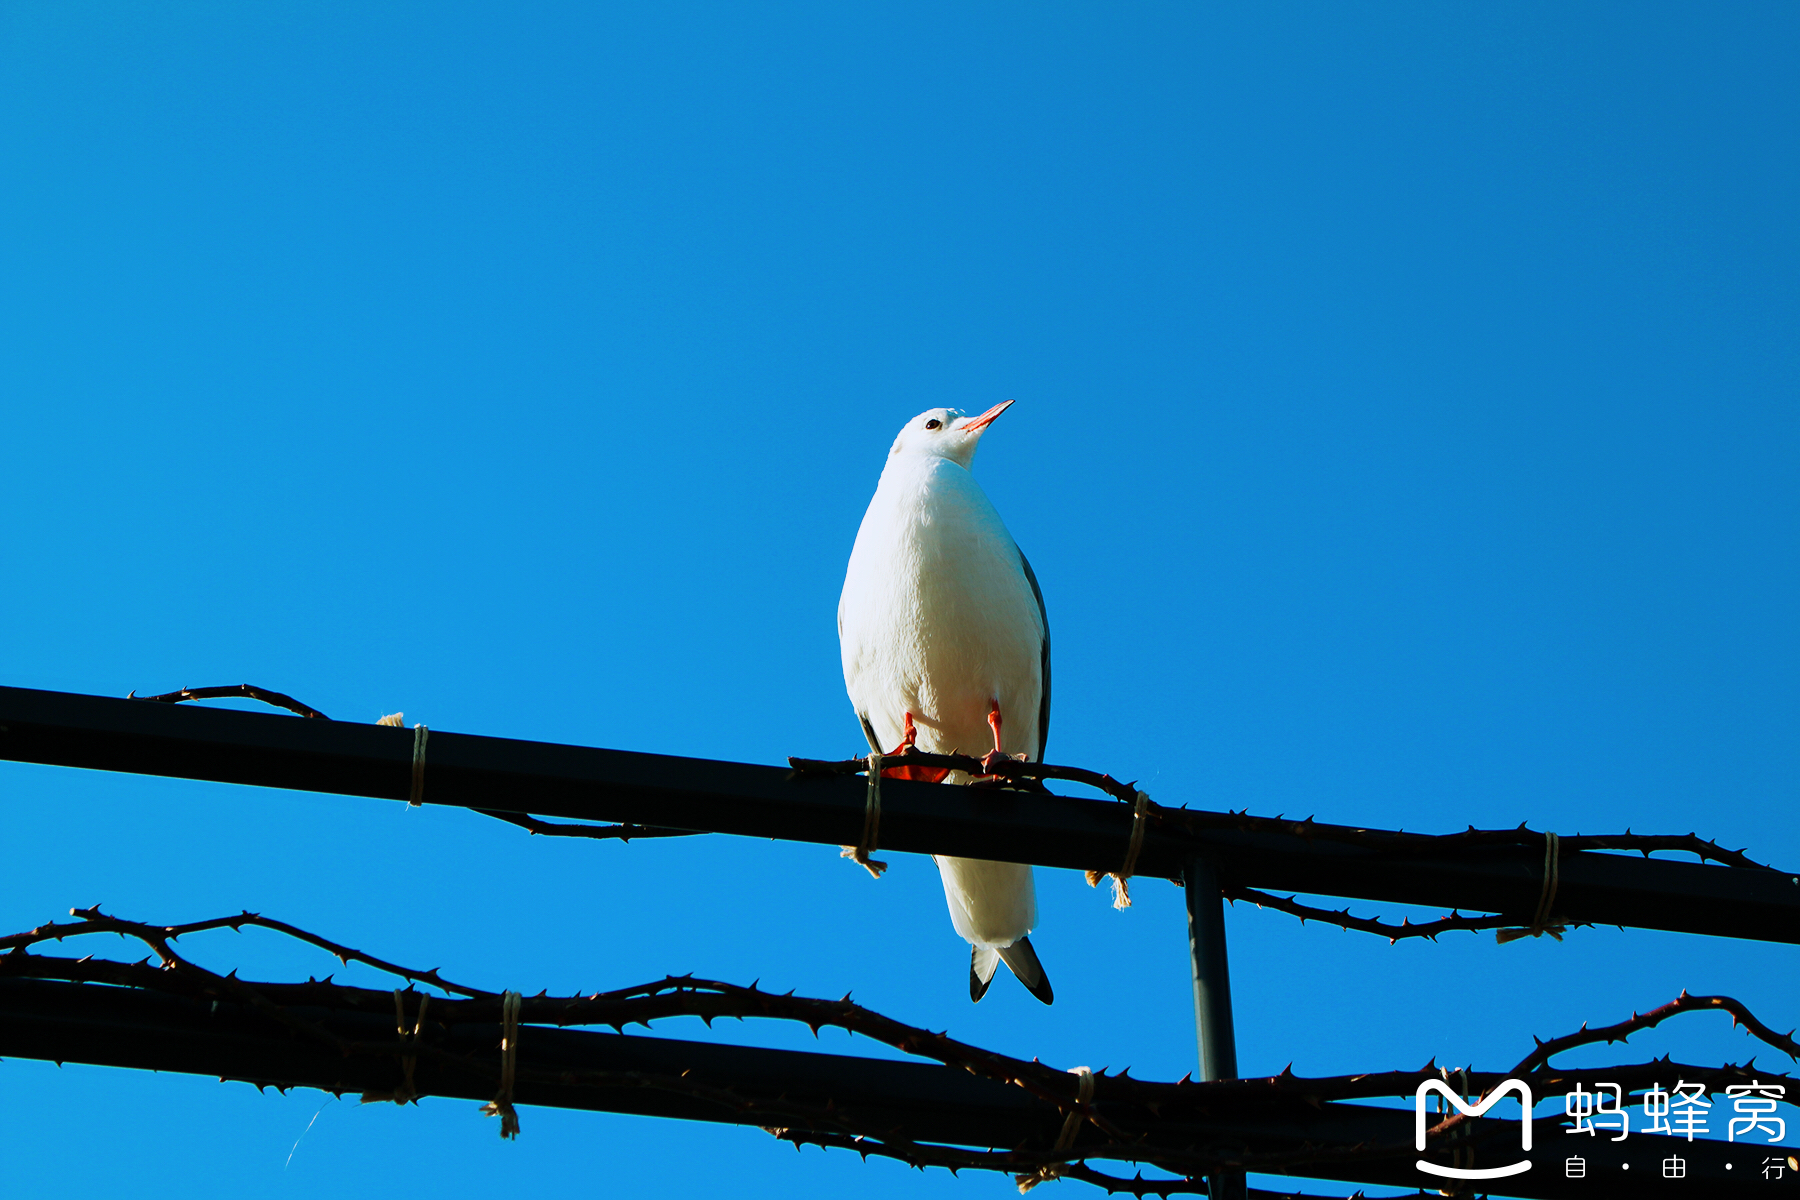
[838,401,1054,1004]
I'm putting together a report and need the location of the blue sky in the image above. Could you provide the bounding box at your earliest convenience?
[1,4,1795,1196]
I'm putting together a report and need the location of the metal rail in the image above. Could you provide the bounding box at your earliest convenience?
[1,685,1795,943]
[4,684,1798,1197]
[0,977,1782,1198]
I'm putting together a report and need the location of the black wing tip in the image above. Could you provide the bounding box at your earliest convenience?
[970,966,992,1002]
[970,948,993,1003]
[1000,936,1055,1006]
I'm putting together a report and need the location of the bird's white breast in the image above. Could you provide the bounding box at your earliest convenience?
[839,455,1044,761]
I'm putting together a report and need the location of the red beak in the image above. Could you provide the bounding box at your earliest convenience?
[958,399,1014,434]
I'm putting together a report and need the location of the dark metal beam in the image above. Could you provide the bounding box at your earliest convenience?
[1,685,1796,943]
[0,977,1782,1198]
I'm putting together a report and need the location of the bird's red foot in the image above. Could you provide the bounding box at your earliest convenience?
[882,711,950,783]
[978,702,1009,774]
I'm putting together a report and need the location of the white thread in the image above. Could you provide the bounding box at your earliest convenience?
[409,723,429,807]
[840,751,889,879]
[1016,1066,1095,1192]
[480,990,522,1138]
[1497,831,1565,943]
[283,1095,339,1170]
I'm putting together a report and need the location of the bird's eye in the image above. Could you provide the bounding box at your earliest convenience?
[924,418,942,430]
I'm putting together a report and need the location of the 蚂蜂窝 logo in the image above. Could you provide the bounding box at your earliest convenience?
[1416,1078,1534,1180]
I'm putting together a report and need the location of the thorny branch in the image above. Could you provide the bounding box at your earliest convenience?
[789,750,1142,805]
[1223,887,1594,944]
[3,906,488,997]
[130,683,331,720]
[2,908,1794,1196]
[1503,993,1800,1079]
[127,685,1785,939]
[761,1124,1211,1191]
[127,682,697,841]
[471,809,704,842]
[765,1127,1387,1196]
[1423,991,1800,1142]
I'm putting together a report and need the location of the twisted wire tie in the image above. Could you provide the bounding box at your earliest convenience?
[409,723,429,806]
[840,751,889,879]
[1086,791,1151,909]
[357,988,429,1105]
[480,990,522,1138]
[376,714,429,807]
[1016,1066,1096,1192]
[1497,831,1566,943]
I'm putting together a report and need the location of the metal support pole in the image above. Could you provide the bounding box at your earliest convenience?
[1184,853,1246,1200]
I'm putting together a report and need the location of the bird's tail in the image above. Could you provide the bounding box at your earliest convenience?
[970,945,1001,1001]
[997,936,1054,1006]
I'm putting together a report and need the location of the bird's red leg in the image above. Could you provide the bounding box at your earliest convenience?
[979,702,1007,774]
[881,711,950,783]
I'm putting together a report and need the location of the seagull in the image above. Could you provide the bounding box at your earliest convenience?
[838,401,1054,1005]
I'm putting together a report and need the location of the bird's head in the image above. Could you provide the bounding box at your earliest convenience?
[887,401,1014,469]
